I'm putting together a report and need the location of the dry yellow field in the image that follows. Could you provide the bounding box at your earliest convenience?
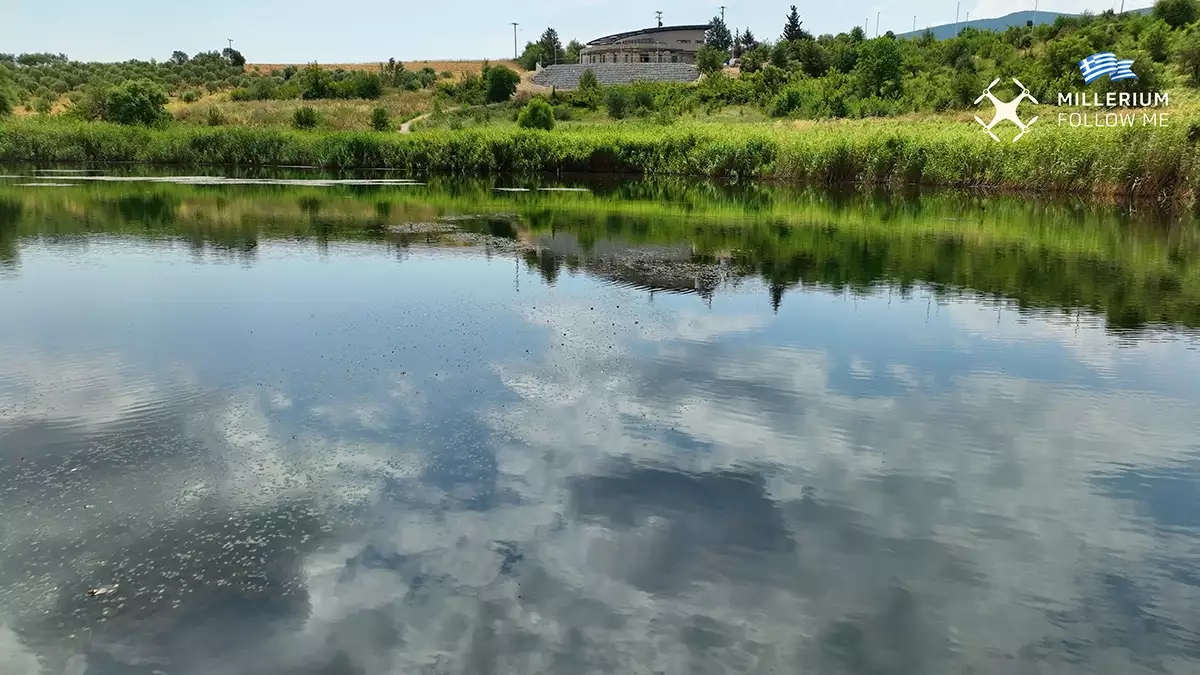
[247,60,524,79]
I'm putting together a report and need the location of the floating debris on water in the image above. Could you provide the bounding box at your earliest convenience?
[15,183,76,187]
[86,585,119,597]
[538,187,590,192]
[493,187,531,192]
[388,222,460,234]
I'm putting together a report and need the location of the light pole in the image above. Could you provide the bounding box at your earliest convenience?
[913,15,917,32]
[876,11,880,36]
[511,23,518,60]
[955,3,960,35]
[720,5,726,22]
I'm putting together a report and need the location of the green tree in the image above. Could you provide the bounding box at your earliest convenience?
[1142,20,1171,62]
[370,107,390,131]
[695,45,729,74]
[485,65,520,102]
[849,26,866,42]
[517,42,547,71]
[169,51,189,66]
[740,44,770,73]
[782,6,812,41]
[1177,27,1200,83]
[517,98,554,129]
[538,28,566,65]
[742,28,758,51]
[100,79,169,125]
[1153,0,1198,28]
[566,39,584,64]
[706,16,733,52]
[793,39,829,77]
[770,41,790,68]
[222,48,246,68]
[854,37,902,98]
[299,63,333,99]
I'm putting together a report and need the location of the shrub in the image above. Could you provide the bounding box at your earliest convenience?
[552,104,573,120]
[334,71,382,99]
[695,45,729,75]
[439,70,453,79]
[485,65,520,103]
[102,79,170,125]
[1154,0,1198,28]
[228,87,253,101]
[605,88,630,119]
[181,89,200,103]
[33,97,53,114]
[517,98,554,130]
[299,63,333,99]
[205,106,227,126]
[293,106,318,129]
[370,106,390,131]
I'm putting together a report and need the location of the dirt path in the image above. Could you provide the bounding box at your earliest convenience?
[399,112,433,133]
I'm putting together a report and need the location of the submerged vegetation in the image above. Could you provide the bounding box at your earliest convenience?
[2,174,1198,330]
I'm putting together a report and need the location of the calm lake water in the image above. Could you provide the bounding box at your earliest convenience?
[2,169,1200,675]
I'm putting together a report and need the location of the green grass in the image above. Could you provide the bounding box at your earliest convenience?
[3,116,1200,203]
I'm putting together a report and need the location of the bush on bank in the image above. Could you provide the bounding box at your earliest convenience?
[1,117,1198,201]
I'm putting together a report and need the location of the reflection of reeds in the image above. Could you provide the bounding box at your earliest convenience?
[2,176,1199,330]
[3,117,1199,202]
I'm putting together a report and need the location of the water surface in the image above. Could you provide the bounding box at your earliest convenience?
[2,171,1200,675]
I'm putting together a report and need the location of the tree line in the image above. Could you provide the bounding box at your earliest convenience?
[682,0,1200,119]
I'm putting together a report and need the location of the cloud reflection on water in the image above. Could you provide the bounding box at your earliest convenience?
[0,245,1199,674]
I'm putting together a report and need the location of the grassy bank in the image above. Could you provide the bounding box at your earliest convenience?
[3,117,1200,201]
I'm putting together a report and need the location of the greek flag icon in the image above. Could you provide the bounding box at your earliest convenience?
[1079,52,1137,84]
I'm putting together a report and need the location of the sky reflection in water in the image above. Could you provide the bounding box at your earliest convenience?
[1,180,1200,675]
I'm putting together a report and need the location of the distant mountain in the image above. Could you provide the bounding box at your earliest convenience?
[897,8,1152,40]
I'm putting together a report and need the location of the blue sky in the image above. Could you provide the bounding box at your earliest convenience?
[2,0,1149,63]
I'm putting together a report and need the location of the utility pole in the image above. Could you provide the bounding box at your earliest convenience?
[1119,0,1125,13]
[655,10,663,28]
[512,23,518,60]
[955,2,960,35]
[876,11,880,36]
[226,38,233,50]
[720,5,726,22]
[913,15,917,32]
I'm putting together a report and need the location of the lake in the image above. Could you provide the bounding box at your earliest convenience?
[2,168,1200,675]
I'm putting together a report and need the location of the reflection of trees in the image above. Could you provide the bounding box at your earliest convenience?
[0,198,20,269]
[523,248,561,286]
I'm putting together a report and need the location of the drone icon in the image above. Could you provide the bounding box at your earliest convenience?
[974,78,1039,143]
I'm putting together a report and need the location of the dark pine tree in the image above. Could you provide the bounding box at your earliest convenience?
[706,16,733,52]
[782,5,804,41]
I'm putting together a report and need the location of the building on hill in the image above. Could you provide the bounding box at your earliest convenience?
[579,24,711,65]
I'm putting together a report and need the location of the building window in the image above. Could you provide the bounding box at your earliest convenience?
[671,54,678,63]
[640,53,650,63]
[677,39,691,44]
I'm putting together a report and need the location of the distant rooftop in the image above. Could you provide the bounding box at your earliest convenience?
[587,24,712,46]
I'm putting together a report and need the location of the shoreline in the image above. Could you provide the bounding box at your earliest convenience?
[2,118,1199,204]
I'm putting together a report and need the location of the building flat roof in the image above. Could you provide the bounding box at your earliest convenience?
[586,24,712,46]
